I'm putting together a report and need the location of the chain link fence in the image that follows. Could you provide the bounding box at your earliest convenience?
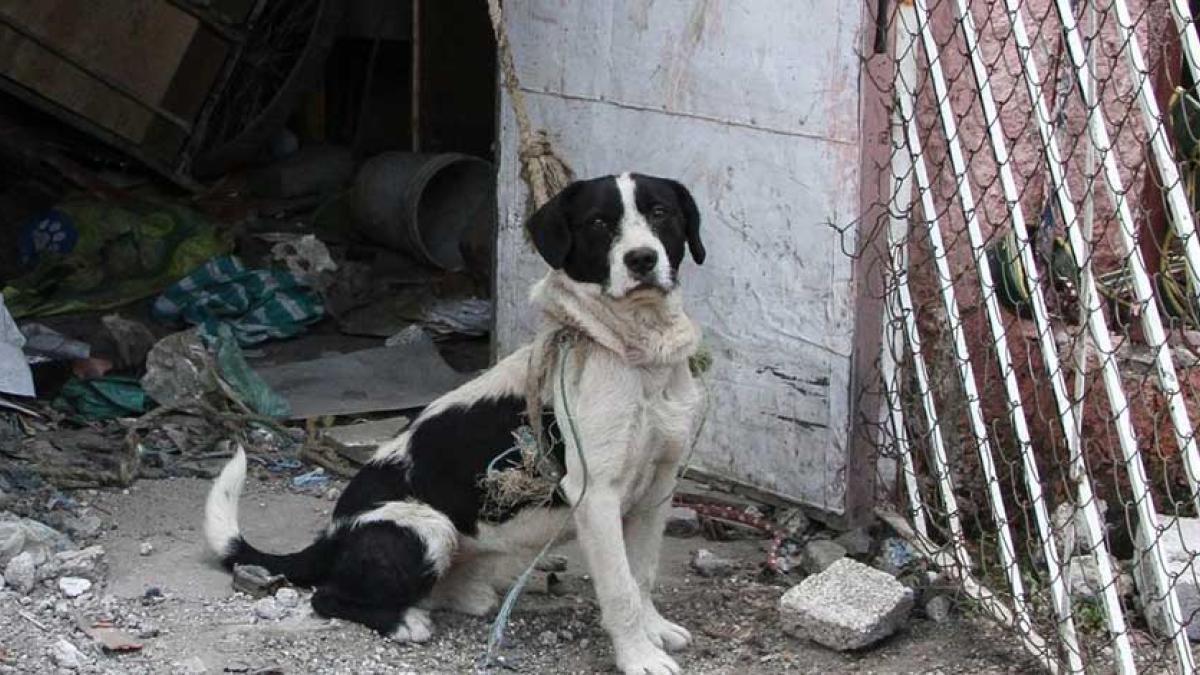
[864,0,1200,671]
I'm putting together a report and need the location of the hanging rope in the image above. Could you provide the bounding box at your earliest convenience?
[486,0,574,210]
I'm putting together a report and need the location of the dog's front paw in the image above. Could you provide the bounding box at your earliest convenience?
[614,639,681,675]
[644,612,692,652]
[388,608,433,643]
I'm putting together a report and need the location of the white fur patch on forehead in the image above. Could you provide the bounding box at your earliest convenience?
[608,173,672,297]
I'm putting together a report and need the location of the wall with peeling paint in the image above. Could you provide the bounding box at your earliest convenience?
[494,0,867,515]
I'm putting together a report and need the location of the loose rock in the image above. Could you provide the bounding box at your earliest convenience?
[233,564,285,597]
[253,597,285,621]
[779,557,915,651]
[835,527,874,558]
[776,507,811,537]
[874,537,919,576]
[49,638,87,669]
[664,507,701,538]
[4,551,36,594]
[924,594,953,623]
[139,542,154,556]
[534,554,568,573]
[55,545,105,578]
[59,512,103,540]
[58,576,92,598]
[801,539,847,575]
[274,586,300,608]
[690,548,736,578]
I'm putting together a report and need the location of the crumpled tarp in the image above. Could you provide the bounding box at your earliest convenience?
[151,255,324,346]
[0,295,33,397]
[3,199,231,319]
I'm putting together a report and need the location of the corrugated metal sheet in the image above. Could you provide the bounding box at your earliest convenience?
[494,0,866,515]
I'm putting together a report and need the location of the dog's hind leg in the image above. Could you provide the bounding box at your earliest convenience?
[312,502,456,642]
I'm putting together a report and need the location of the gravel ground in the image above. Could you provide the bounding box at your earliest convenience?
[0,474,1041,674]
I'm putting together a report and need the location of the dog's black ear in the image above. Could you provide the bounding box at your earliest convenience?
[666,180,705,264]
[525,183,578,269]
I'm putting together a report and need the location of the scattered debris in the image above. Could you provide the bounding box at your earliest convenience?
[20,323,91,362]
[874,537,919,576]
[801,539,847,575]
[775,507,811,537]
[57,576,92,598]
[232,564,286,598]
[54,546,105,579]
[268,234,338,289]
[690,548,736,578]
[291,468,329,490]
[664,506,700,538]
[779,558,915,651]
[139,542,154,556]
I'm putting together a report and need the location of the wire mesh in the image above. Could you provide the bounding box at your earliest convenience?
[866,0,1200,671]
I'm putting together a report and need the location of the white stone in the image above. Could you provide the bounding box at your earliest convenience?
[1133,516,1200,640]
[690,548,735,578]
[780,557,914,651]
[253,597,284,621]
[274,587,300,608]
[4,551,35,594]
[58,576,92,598]
[49,638,87,670]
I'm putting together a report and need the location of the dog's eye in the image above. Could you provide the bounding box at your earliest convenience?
[589,218,608,231]
[649,205,669,221]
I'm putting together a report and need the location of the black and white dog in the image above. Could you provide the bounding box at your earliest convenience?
[204,172,706,675]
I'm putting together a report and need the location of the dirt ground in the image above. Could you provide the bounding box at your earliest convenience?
[0,473,1039,674]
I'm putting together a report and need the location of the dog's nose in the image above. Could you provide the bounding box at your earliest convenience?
[624,248,658,275]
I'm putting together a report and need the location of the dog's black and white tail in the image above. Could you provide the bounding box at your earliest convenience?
[204,446,334,586]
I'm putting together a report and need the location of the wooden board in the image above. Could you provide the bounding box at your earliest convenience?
[0,0,200,142]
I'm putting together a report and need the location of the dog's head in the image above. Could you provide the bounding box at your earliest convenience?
[525,173,705,298]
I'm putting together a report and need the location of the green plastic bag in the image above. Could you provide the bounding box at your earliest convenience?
[54,374,151,422]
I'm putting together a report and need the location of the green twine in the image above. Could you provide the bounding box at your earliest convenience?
[483,338,589,670]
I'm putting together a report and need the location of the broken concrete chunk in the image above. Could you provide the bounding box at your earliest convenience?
[780,557,914,651]
[802,539,847,575]
[664,507,700,538]
[835,527,873,558]
[4,550,36,593]
[1133,516,1200,640]
[690,548,736,578]
[59,576,92,598]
